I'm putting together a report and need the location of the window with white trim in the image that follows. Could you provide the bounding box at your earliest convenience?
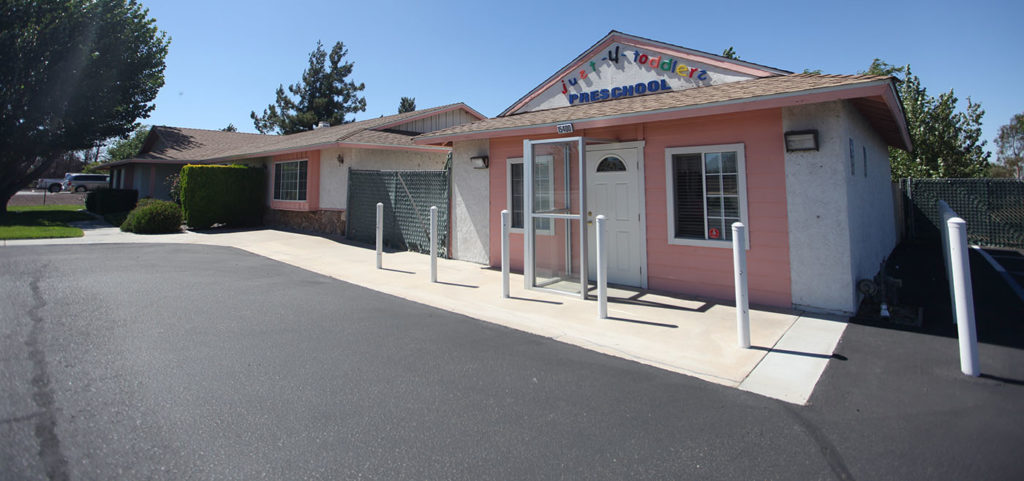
[507,156,553,233]
[274,160,307,201]
[664,144,748,247]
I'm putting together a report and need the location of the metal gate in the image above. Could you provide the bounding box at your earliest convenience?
[901,178,1024,249]
[347,168,450,256]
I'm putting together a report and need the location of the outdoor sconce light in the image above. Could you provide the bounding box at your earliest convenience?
[336,154,344,165]
[470,156,489,169]
[784,130,819,152]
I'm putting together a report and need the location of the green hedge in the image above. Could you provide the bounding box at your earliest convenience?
[180,164,265,229]
[120,200,183,234]
[85,189,138,214]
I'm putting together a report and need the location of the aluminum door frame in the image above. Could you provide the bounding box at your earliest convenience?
[523,137,588,299]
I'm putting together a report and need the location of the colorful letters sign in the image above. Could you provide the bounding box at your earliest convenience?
[559,45,712,106]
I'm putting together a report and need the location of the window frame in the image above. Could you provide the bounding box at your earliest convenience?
[664,143,750,249]
[273,159,308,202]
[506,155,554,235]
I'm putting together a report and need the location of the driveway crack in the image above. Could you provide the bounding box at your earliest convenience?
[783,404,854,481]
[26,276,70,481]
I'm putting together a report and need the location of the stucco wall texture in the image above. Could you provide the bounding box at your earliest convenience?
[782,100,896,314]
[840,101,897,311]
[451,140,490,264]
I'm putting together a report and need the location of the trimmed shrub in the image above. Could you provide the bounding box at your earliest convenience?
[120,200,183,234]
[85,188,138,214]
[136,197,159,209]
[180,164,265,229]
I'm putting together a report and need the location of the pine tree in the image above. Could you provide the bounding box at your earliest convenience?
[398,97,416,113]
[251,41,367,135]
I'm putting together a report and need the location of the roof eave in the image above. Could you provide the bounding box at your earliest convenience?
[201,140,451,164]
[93,157,193,170]
[371,103,487,131]
[417,80,906,147]
[882,80,913,152]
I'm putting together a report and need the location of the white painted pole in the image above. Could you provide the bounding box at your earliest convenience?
[375,202,383,270]
[430,205,438,283]
[596,215,608,319]
[501,210,510,299]
[732,222,750,349]
[947,217,979,376]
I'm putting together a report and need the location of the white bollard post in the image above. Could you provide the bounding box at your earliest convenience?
[947,217,979,376]
[732,222,750,348]
[501,210,510,298]
[596,215,608,319]
[430,206,438,283]
[376,202,383,270]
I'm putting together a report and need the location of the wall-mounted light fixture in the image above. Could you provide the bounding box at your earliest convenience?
[470,156,489,169]
[336,154,344,165]
[784,130,819,152]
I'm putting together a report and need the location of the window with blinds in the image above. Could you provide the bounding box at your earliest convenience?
[510,163,524,228]
[672,153,704,238]
[665,144,747,246]
[507,157,553,232]
[274,160,307,201]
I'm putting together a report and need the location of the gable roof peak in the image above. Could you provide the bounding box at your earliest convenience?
[498,30,792,117]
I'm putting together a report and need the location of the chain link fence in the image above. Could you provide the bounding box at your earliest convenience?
[902,178,1024,249]
[347,169,450,256]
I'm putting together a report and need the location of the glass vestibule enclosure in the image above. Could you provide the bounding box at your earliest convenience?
[523,137,606,299]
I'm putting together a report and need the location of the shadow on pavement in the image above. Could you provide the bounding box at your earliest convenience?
[852,240,1024,351]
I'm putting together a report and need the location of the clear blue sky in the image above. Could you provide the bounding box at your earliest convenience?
[143,0,1021,156]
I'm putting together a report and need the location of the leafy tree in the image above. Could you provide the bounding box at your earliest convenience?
[992,112,1023,178]
[721,46,739,60]
[862,59,990,179]
[398,97,416,113]
[222,123,238,132]
[250,40,366,135]
[39,151,85,178]
[0,0,169,212]
[104,125,150,163]
[80,144,104,173]
[801,68,823,75]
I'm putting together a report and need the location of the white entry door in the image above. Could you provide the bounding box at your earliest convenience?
[586,144,644,287]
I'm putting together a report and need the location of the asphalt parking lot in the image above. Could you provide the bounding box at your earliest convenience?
[2,244,1022,480]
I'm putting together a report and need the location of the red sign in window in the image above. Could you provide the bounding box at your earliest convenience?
[708,227,721,239]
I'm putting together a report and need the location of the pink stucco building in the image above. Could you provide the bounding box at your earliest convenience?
[417,31,911,315]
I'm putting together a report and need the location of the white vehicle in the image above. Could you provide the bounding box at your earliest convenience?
[62,173,109,192]
[36,178,65,192]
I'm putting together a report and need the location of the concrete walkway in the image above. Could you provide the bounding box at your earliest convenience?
[2,223,848,404]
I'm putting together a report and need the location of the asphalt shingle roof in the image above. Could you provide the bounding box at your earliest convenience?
[103,104,468,168]
[136,127,277,162]
[417,74,896,141]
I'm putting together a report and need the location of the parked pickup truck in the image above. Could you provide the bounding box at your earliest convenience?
[36,178,65,192]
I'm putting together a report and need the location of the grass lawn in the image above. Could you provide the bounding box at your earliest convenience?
[0,204,94,240]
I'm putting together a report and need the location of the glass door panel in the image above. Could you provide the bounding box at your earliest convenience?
[525,138,586,297]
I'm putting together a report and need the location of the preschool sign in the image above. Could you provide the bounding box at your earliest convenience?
[513,42,756,114]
